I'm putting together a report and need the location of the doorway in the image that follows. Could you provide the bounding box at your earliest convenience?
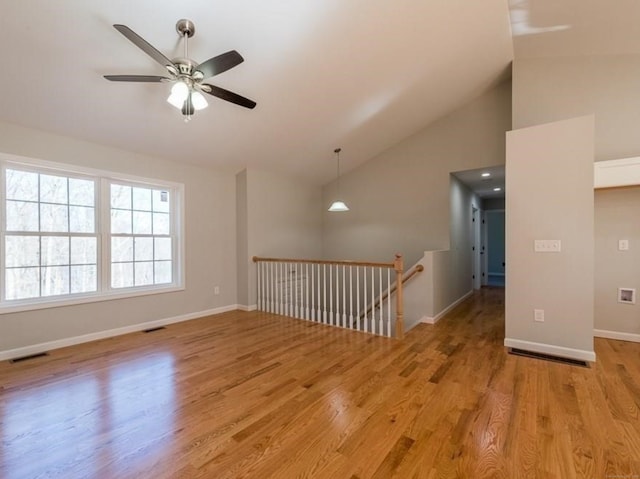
[451,165,505,289]
[484,209,505,287]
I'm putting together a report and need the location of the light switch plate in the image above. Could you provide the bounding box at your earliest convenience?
[534,240,561,252]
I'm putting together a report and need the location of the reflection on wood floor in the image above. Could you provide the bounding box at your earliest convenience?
[1,288,639,478]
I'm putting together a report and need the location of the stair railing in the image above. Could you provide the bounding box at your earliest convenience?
[359,264,424,322]
[252,254,405,339]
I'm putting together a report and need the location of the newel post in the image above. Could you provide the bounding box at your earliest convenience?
[394,253,404,340]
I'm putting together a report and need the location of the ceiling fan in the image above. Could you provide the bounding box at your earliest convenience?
[104,19,256,121]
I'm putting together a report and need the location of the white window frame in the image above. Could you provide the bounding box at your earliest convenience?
[0,153,185,314]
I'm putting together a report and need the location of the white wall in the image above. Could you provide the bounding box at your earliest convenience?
[505,115,595,361]
[237,169,323,308]
[0,121,237,355]
[322,81,511,268]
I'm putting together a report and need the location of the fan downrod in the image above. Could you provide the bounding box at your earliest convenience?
[176,19,195,38]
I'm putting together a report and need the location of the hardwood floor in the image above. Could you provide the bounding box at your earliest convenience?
[1,288,640,478]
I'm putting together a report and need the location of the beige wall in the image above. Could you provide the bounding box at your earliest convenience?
[448,175,479,302]
[0,121,237,354]
[513,55,640,343]
[322,81,511,268]
[595,186,640,336]
[513,55,640,161]
[238,169,323,307]
[505,115,595,361]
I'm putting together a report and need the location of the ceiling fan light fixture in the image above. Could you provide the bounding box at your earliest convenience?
[167,80,190,109]
[191,90,208,110]
[167,93,184,109]
[105,20,256,120]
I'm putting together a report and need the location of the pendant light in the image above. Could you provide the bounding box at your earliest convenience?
[328,148,349,212]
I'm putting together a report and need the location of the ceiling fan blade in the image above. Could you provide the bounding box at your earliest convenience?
[104,75,170,82]
[196,50,244,79]
[202,84,256,109]
[113,24,174,68]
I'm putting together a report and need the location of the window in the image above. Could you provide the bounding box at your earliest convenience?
[1,157,183,312]
[110,183,173,288]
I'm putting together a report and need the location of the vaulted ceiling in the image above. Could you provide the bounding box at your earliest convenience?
[0,1,516,184]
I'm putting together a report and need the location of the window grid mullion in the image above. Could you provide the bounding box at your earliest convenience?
[66,177,70,235]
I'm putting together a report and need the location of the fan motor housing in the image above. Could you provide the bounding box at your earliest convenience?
[172,58,198,76]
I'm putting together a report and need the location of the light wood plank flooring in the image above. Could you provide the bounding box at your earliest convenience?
[1,288,640,478]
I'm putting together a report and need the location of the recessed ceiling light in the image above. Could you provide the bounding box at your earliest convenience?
[481,172,491,177]
[493,187,502,191]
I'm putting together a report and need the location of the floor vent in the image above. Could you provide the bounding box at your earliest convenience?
[509,348,589,368]
[9,352,49,363]
[143,326,167,333]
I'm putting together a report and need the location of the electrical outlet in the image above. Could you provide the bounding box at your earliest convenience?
[534,309,545,322]
[619,239,629,251]
[214,286,220,295]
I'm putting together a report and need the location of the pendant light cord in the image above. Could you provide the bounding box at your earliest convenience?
[335,148,342,196]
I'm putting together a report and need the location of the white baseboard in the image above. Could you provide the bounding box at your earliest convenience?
[422,290,473,325]
[0,304,239,361]
[237,304,258,312]
[504,338,596,362]
[594,329,640,343]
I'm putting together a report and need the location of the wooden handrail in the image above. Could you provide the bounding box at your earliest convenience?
[252,256,395,269]
[360,263,424,328]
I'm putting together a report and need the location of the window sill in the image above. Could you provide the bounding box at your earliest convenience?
[0,285,185,315]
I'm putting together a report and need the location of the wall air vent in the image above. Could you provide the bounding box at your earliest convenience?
[508,348,589,368]
[9,352,49,363]
[143,326,167,333]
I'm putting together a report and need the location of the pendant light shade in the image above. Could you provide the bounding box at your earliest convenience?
[328,148,349,212]
[328,200,349,212]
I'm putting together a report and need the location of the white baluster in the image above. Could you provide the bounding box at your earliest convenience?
[267,262,271,313]
[304,263,310,321]
[280,262,284,315]
[323,264,327,324]
[363,267,368,333]
[349,266,353,330]
[371,266,376,335]
[292,263,296,317]
[318,263,323,322]
[329,264,334,326]
[284,263,288,317]
[260,262,264,311]
[342,265,347,328]
[274,262,278,314]
[288,262,292,317]
[387,268,391,337]
[311,264,316,321]
[256,261,260,311]
[356,266,360,331]
[297,263,302,319]
[379,267,383,335]
[271,262,275,313]
[260,261,264,311]
[293,263,298,318]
